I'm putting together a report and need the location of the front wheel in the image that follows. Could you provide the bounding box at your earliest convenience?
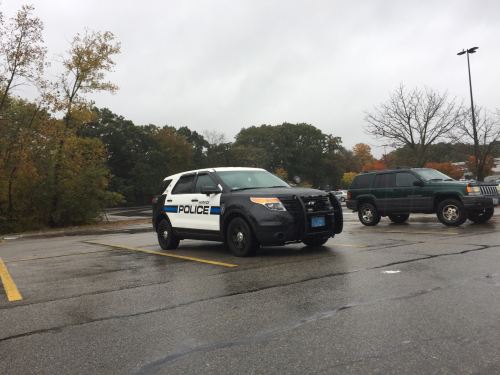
[388,214,410,223]
[226,217,259,257]
[436,199,468,226]
[468,207,494,223]
[157,219,180,250]
[302,236,329,247]
[358,202,381,226]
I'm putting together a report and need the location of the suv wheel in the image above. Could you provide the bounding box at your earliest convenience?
[157,219,180,250]
[227,217,259,257]
[358,202,381,226]
[436,199,468,226]
[468,207,494,223]
[388,214,410,224]
[302,237,329,247]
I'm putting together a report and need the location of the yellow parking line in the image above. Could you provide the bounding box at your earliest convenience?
[343,230,457,235]
[326,243,366,248]
[0,238,4,243]
[3,249,117,263]
[84,241,237,267]
[0,257,22,301]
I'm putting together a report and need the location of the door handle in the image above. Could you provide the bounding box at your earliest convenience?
[167,199,172,202]
[191,199,198,202]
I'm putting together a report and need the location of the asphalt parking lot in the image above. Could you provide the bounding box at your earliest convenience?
[1,206,500,374]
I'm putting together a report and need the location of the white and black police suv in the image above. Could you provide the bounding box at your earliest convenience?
[152,167,343,257]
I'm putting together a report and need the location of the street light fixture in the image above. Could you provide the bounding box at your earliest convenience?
[457,46,479,178]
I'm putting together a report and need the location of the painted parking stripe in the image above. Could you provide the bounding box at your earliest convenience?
[0,238,4,243]
[84,241,237,267]
[343,230,457,235]
[326,243,366,248]
[0,257,22,301]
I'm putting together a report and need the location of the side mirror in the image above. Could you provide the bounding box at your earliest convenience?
[413,180,424,187]
[200,186,221,195]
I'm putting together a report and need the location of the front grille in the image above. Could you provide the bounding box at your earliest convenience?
[480,186,498,195]
[279,195,332,216]
[279,196,299,218]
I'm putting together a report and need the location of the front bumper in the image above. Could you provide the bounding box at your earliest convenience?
[461,195,500,210]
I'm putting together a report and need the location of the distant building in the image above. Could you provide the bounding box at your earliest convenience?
[452,158,500,181]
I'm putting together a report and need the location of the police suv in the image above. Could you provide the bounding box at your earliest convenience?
[152,167,343,256]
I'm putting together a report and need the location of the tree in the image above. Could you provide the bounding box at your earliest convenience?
[0,5,47,111]
[353,143,375,166]
[50,29,121,224]
[176,126,209,169]
[465,155,496,179]
[364,83,462,167]
[362,160,387,171]
[425,162,464,180]
[342,172,357,188]
[451,107,500,181]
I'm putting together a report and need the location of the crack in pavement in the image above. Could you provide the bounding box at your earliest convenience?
[0,244,498,344]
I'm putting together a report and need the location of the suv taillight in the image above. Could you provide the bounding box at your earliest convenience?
[347,191,350,200]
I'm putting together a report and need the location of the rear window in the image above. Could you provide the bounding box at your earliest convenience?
[156,179,172,195]
[373,173,393,188]
[350,174,373,189]
[172,175,196,194]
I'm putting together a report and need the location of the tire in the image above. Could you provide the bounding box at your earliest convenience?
[226,217,259,257]
[358,202,381,226]
[436,199,468,226]
[388,214,410,224]
[157,219,180,250]
[340,197,346,202]
[302,237,329,247]
[468,207,494,223]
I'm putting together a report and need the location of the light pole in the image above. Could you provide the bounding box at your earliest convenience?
[457,46,480,179]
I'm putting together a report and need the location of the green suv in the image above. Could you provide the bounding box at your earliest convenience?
[346,168,500,226]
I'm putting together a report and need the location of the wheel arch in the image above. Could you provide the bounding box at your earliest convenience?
[222,209,257,241]
[154,213,172,232]
[433,194,462,212]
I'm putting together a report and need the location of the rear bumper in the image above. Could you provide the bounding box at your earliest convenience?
[346,200,357,211]
[461,195,500,210]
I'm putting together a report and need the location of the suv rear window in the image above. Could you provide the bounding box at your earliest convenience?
[156,179,172,195]
[350,174,372,189]
[373,173,393,188]
[172,175,196,194]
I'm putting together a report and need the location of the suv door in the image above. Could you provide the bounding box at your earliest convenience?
[371,172,395,213]
[190,173,222,231]
[167,174,196,228]
[394,172,423,212]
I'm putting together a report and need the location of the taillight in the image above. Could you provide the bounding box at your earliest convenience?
[347,191,351,200]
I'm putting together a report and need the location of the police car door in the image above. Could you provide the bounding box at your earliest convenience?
[167,173,197,229]
[191,173,221,231]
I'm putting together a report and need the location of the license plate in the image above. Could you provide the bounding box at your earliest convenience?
[311,216,325,227]
[493,198,499,205]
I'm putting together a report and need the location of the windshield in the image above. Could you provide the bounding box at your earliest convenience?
[217,170,290,190]
[414,168,454,181]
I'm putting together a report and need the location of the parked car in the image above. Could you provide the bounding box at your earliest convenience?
[332,190,347,202]
[152,167,343,256]
[346,168,500,226]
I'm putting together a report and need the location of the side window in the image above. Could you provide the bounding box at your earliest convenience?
[351,174,372,189]
[373,173,393,188]
[395,172,419,187]
[195,174,218,193]
[171,175,195,194]
[156,179,172,195]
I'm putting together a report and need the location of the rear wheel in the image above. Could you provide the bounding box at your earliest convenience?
[436,199,468,226]
[340,197,346,202]
[226,217,259,257]
[388,214,410,223]
[468,207,494,223]
[358,202,381,226]
[157,219,180,250]
[302,237,329,247]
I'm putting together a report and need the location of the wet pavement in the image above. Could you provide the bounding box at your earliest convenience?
[1,208,500,374]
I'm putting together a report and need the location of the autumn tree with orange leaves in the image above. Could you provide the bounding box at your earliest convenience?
[424,162,464,180]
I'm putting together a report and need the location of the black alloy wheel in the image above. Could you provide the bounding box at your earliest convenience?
[302,236,329,247]
[468,207,494,223]
[388,214,410,224]
[358,202,381,226]
[227,217,259,257]
[157,219,180,250]
[436,199,468,226]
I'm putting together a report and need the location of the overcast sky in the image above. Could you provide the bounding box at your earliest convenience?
[2,0,500,157]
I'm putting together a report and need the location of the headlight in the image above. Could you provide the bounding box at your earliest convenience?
[250,198,286,211]
[467,186,481,195]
